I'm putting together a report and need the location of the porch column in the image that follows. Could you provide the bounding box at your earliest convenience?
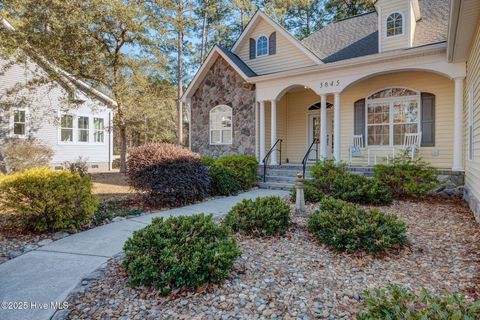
[259,101,266,162]
[333,93,341,162]
[453,77,464,171]
[270,99,278,165]
[320,94,327,159]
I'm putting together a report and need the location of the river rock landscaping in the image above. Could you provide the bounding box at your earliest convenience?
[63,197,480,320]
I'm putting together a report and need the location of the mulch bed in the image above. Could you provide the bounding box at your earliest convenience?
[65,198,480,320]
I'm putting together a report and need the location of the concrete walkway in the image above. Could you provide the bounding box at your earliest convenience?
[0,189,288,320]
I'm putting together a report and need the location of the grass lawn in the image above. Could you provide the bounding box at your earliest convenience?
[91,171,135,201]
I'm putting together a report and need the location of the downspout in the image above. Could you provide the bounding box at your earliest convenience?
[108,111,112,171]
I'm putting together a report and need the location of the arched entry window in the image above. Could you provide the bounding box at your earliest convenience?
[366,88,420,146]
[209,105,232,145]
[308,102,333,111]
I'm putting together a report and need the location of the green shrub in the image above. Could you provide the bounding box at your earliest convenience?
[201,156,216,167]
[0,167,98,232]
[308,198,407,253]
[374,153,440,197]
[357,284,480,320]
[332,173,392,205]
[224,196,291,237]
[0,139,53,173]
[93,199,143,225]
[207,163,242,196]
[309,160,348,193]
[289,180,323,203]
[127,143,211,207]
[63,156,89,177]
[216,155,258,190]
[123,214,240,296]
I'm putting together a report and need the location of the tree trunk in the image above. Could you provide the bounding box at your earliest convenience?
[200,8,208,63]
[119,124,127,173]
[177,2,184,146]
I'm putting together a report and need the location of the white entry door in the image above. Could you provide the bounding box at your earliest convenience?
[308,112,333,160]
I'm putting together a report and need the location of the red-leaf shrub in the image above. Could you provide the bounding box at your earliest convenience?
[127,143,211,207]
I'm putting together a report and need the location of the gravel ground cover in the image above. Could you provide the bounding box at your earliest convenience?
[63,198,480,319]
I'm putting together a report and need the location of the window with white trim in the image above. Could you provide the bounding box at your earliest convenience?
[13,109,26,135]
[366,88,420,146]
[78,116,89,142]
[60,114,74,142]
[386,12,403,37]
[468,87,474,160]
[209,105,232,145]
[94,117,105,143]
[256,36,268,57]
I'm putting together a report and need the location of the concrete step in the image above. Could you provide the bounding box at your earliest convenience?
[264,175,297,183]
[258,182,294,191]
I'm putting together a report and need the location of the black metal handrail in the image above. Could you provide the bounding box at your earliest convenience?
[262,139,283,182]
[302,138,319,177]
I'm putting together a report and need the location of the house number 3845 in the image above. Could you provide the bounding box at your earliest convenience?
[319,80,340,88]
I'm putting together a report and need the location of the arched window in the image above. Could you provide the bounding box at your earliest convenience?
[366,88,420,146]
[386,12,403,37]
[209,105,232,145]
[256,36,268,57]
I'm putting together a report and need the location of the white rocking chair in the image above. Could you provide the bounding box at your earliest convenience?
[391,132,422,160]
[349,134,366,164]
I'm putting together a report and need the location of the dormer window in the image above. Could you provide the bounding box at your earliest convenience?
[386,12,403,37]
[256,36,268,56]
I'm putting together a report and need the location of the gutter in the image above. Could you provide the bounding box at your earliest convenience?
[447,0,462,63]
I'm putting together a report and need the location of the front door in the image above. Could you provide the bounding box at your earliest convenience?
[308,112,333,160]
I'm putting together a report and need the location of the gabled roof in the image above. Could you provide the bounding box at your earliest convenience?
[1,18,117,108]
[231,11,323,65]
[302,0,449,63]
[182,45,256,101]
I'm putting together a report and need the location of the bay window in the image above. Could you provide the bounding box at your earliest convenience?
[60,114,74,142]
[94,117,105,143]
[78,116,89,142]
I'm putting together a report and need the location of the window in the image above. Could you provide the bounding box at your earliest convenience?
[256,36,268,56]
[94,117,105,143]
[210,105,232,145]
[366,88,420,146]
[60,115,74,142]
[386,12,403,37]
[78,116,89,142]
[13,109,26,135]
[468,87,474,160]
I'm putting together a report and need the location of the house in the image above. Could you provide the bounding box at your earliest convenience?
[0,16,114,172]
[183,0,480,221]
[0,53,114,172]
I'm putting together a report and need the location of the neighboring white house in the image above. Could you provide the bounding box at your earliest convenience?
[0,56,114,172]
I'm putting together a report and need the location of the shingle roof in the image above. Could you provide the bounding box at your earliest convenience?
[301,0,449,63]
[217,46,257,77]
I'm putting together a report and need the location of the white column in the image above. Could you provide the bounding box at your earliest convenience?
[320,94,327,159]
[333,93,341,162]
[186,99,192,150]
[453,77,464,171]
[259,101,266,162]
[270,100,278,165]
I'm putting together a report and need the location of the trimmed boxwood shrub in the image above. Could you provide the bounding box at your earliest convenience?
[216,155,258,190]
[0,167,98,232]
[308,197,407,253]
[357,284,480,319]
[310,159,348,194]
[123,214,241,296]
[331,173,392,205]
[127,143,211,206]
[224,196,291,237]
[289,180,323,203]
[374,153,440,197]
[207,163,242,196]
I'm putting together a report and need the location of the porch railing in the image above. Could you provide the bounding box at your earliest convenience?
[301,138,319,177]
[262,139,283,182]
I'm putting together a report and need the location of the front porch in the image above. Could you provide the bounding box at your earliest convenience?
[255,71,466,172]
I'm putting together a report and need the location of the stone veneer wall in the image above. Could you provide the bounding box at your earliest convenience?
[190,57,256,157]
